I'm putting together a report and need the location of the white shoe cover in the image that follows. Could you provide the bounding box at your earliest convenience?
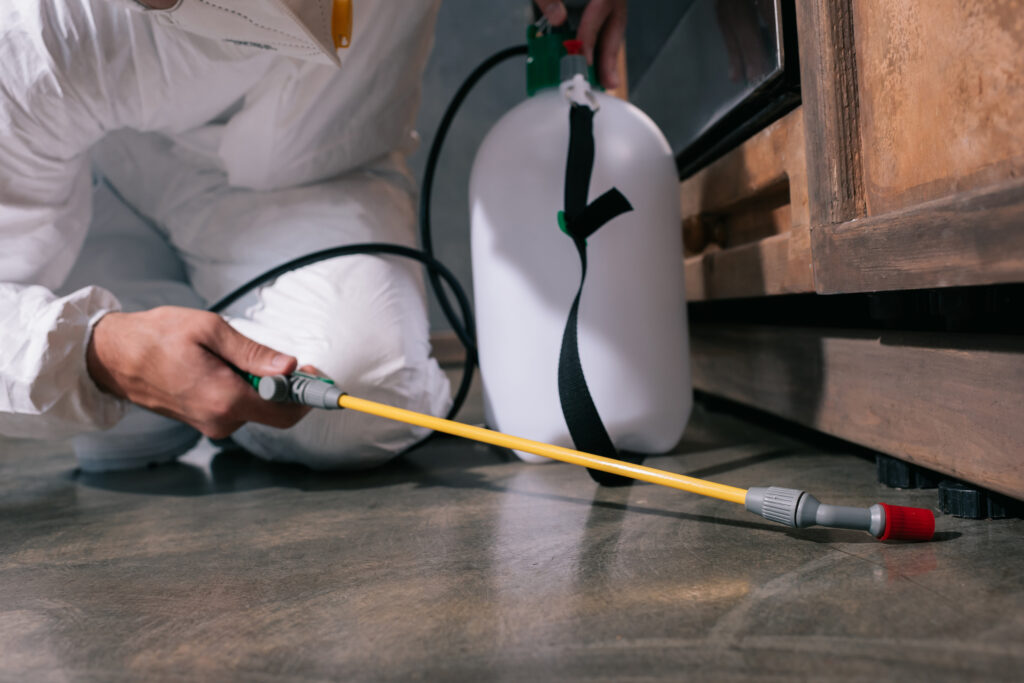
[73,405,201,473]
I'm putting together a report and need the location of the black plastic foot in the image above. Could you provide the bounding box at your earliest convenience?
[938,480,1024,519]
[876,454,941,489]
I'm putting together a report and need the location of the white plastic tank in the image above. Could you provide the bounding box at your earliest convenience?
[469,65,691,462]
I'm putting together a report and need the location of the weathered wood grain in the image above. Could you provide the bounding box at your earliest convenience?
[690,322,1024,498]
[680,109,807,229]
[685,231,813,301]
[682,108,813,300]
[852,0,1024,216]
[795,0,866,226]
[812,177,1024,294]
[607,44,629,101]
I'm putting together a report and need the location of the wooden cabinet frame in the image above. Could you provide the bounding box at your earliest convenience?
[683,0,1024,498]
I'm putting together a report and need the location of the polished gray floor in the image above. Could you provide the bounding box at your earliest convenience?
[2,381,1022,682]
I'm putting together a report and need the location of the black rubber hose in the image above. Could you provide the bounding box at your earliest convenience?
[207,44,530,424]
[207,243,477,420]
[418,44,528,356]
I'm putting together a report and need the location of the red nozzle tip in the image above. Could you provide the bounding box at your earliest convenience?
[563,39,584,56]
[878,503,935,541]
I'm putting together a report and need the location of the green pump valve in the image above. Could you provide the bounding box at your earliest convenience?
[526,5,600,96]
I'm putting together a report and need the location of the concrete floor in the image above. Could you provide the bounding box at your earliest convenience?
[2,379,1022,682]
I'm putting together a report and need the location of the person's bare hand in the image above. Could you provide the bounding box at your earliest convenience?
[86,306,311,439]
[534,0,627,89]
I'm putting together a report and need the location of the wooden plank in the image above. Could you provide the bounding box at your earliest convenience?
[794,0,866,226]
[606,44,629,101]
[812,177,1024,294]
[852,0,1024,216]
[683,181,792,252]
[682,108,813,300]
[690,323,1024,499]
[680,109,807,225]
[685,231,813,301]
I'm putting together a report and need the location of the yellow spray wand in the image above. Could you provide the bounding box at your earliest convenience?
[252,372,935,542]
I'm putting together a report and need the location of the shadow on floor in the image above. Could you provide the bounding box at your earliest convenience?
[63,439,944,544]
[69,439,797,499]
[69,437,506,498]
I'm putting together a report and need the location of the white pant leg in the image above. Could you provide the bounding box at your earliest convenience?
[92,131,452,469]
[170,164,452,470]
[60,175,204,470]
[227,254,451,470]
[59,175,205,312]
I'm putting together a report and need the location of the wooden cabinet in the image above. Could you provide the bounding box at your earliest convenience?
[684,0,1024,498]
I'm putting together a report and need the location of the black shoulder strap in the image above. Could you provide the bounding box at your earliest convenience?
[558,103,641,486]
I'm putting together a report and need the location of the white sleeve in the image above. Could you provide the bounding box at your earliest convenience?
[0,3,126,438]
[0,154,127,439]
[0,284,126,439]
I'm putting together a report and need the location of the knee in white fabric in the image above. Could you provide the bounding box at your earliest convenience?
[228,255,451,470]
[60,178,205,312]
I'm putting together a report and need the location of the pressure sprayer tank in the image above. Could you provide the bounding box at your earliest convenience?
[469,45,691,462]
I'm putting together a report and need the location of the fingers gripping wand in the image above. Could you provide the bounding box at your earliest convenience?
[254,373,936,542]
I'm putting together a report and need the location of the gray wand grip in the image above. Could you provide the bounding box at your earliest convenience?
[745,486,886,537]
[258,375,292,403]
[258,374,344,410]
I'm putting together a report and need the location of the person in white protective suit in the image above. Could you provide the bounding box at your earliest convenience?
[0,0,626,472]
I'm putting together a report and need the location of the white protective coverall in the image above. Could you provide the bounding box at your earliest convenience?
[0,0,451,469]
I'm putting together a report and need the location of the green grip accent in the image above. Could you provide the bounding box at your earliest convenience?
[526,26,601,96]
[557,210,586,246]
[242,371,333,393]
[557,210,569,236]
[527,27,566,96]
[292,371,335,385]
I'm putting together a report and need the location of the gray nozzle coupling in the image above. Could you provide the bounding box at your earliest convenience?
[258,374,344,410]
[257,375,291,403]
[745,486,886,537]
[561,54,589,83]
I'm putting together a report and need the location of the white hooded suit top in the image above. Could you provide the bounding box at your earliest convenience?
[0,0,442,438]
